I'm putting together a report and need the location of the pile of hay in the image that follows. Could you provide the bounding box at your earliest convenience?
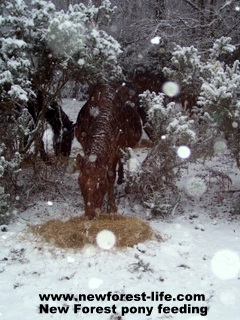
[30,213,153,249]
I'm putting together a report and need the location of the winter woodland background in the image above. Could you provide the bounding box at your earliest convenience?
[1,0,240,220]
[1,1,240,319]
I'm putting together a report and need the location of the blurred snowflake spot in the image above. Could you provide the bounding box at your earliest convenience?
[159,47,165,54]
[162,81,180,97]
[232,121,238,128]
[108,170,114,177]
[47,201,53,206]
[110,25,118,33]
[186,177,207,197]
[211,249,240,280]
[177,145,191,159]
[90,106,100,118]
[161,135,167,140]
[94,208,101,215]
[150,36,161,44]
[235,5,240,11]
[78,58,85,65]
[89,154,97,162]
[82,244,96,256]
[213,140,227,154]
[96,230,116,250]
[88,277,103,289]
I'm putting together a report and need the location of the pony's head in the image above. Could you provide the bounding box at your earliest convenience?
[77,154,108,219]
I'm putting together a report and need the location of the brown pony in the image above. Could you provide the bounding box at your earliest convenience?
[75,84,142,219]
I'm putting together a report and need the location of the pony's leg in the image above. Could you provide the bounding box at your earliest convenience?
[117,160,124,184]
[39,140,50,163]
[107,162,118,213]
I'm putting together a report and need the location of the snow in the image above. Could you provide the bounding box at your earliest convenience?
[150,36,161,45]
[185,177,207,197]
[177,145,191,159]
[96,230,116,250]
[0,71,12,84]
[8,84,28,101]
[210,37,236,58]
[78,58,85,66]
[213,140,227,154]
[162,81,180,97]
[126,148,140,173]
[0,99,240,320]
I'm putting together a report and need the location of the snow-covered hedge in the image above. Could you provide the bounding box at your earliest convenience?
[164,37,240,167]
[130,91,196,217]
[0,0,122,220]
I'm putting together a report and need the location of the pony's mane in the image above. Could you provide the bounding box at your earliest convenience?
[85,86,120,160]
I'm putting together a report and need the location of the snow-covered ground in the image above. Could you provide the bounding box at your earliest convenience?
[1,99,240,320]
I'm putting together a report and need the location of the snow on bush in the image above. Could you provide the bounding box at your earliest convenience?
[164,37,240,167]
[0,0,123,220]
[1,0,122,100]
[210,36,236,59]
[0,144,21,221]
[163,45,208,96]
[164,37,237,97]
[199,60,240,166]
[132,91,196,217]
[139,90,196,146]
[45,2,122,82]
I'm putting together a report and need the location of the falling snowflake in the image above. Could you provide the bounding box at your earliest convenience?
[150,36,161,45]
[96,230,116,250]
[90,106,100,118]
[186,177,207,197]
[177,145,191,159]
[162,81,180,97]
[213,140,227,154]
[211,249,240,280]
[82,244,96,256]
[89,154,97,163]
